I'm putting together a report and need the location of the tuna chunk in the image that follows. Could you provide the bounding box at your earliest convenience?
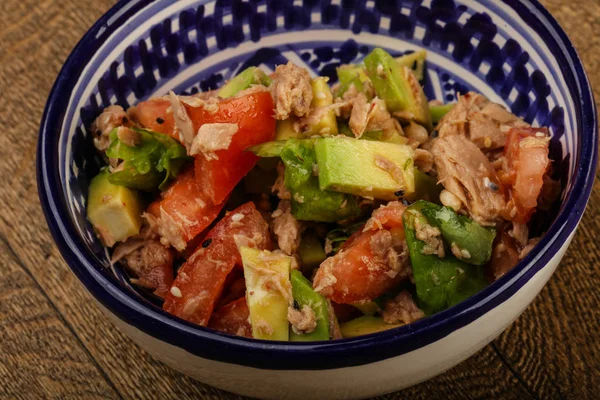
[91,105,128,152]
[382,291,425,325]
[270,62,313,120]
[431,135,506,225]
[271,200,304,255]
[437,92,529,150]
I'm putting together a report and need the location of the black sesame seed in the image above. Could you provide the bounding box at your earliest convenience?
[95,130,102,136]
[394,190,405,197]
[202,238,212,248]
[156,117,165,124]
[488,182,500,192]
[401,199,411,206]
[431,130,439,138]
[122,116,128,124]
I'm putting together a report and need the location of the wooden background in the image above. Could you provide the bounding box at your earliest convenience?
[1,0,598,398]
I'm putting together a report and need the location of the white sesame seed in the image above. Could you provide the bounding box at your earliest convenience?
[170,286,182,298]
[535,131,546,137]
[484,136,492,148]
[271,209,283,218]
[231,213,245,222]
[316,92,326,100]
[483,177,491,187]
[461,249,471,259]
[376,64,384,76]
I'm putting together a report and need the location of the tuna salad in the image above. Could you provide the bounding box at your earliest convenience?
[86,48,558,341]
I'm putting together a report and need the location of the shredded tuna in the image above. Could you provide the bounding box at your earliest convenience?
[271,201,305,255]
[288,305,317,335]
[143,207,187,252]
[382,291,425,324]
[270,62,313,119]
[366,98,402,139]
[272,162,292,200]
[437,92,529,150]
[116,240,173,296]
[374,154,406,190]
[168,91,195,148]
[190,123,239,159]
[91,105,128,152]
[509,222,529,246]
[414,149,434,173]
[414,215,445,257]
[349,93,370,138]
[312,256,338,296]
[431,135,506,225]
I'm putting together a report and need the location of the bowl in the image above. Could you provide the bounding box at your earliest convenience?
[37,0,597,399]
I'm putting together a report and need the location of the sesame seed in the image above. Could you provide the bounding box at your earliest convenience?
[231,213,245,222]
[271,209,283,218]
[401,199,411,206]
[316,92,326,100]
[535,131,546,137]
[376,64,384,76]
[170,286,182,298]
[156,117,165,124]
[488,181,500,191]
[484,136,492,148]
[483,177,491,187]
[395,190,405,197]
[431,130,439,138]
[202,239,212,248]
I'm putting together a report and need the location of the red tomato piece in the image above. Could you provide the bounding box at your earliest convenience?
[208,297,252,338]
[146,167,225,251]
[192,92,276,205]
[313,202,409,304]
[130,92,276,205]
[503,127,551,223]
[163,202,272,326]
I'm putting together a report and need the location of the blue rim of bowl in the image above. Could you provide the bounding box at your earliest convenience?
[37,0,597,370]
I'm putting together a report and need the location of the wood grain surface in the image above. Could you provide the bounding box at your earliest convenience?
[0,0,598,398]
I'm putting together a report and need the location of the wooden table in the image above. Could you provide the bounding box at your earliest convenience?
[1,0,598,398]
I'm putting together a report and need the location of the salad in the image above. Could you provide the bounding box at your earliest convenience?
[86,48,558,341]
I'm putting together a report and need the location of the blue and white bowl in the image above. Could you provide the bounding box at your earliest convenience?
[37,0,597,398]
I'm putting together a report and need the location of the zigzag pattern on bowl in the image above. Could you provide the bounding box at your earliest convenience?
[60,0,574,294]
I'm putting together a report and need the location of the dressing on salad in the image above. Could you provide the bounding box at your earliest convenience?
[86,48,558,340]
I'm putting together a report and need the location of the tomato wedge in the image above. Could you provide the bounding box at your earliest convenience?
[146,167,225,251]
[502,127,551,223]
[313,202,409,304]
[133,92,276,205]
[163,202,272,326]
[208,297,252,338]
[192,92,276,205]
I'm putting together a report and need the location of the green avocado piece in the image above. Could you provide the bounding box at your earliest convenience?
[289,270,330,341]
[314,137,415,201]
[406,169,443,204]
[396,49,427,82]
[403,202,489,315]
[298,234,327,272]
[364,48,432,131]
[340,316,401,338]
[419,201,496,265]
[86,169,143,247]
[240,246,292,341]
[281,139,361,223]
[335,64,372,99]
[276,118,302,140]
[218,66,272,98]
[247,140,287,158]
[303,77,339,136]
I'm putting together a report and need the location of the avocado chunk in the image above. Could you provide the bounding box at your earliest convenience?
[86,169,143,247]
[281,139,361,222]
[314,137,415,201]
[218,66,272,98]
[298,234,327,272]
[240,246,292,341]
[340,316,402,338]
[289,270,330,341]
[247,140,287,158]
[335,64,372,99]
[406,169,443,204]
[303,77,339,136]
[364,48,432,131]
[403,202,489,315]
[275,118,301,140]
[396,50,427,82]
[419,201,496,265]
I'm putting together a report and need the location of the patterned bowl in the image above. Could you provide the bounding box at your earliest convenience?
[37,0,597,399]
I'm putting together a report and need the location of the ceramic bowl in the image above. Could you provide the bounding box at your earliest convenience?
[37,0,597,399]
